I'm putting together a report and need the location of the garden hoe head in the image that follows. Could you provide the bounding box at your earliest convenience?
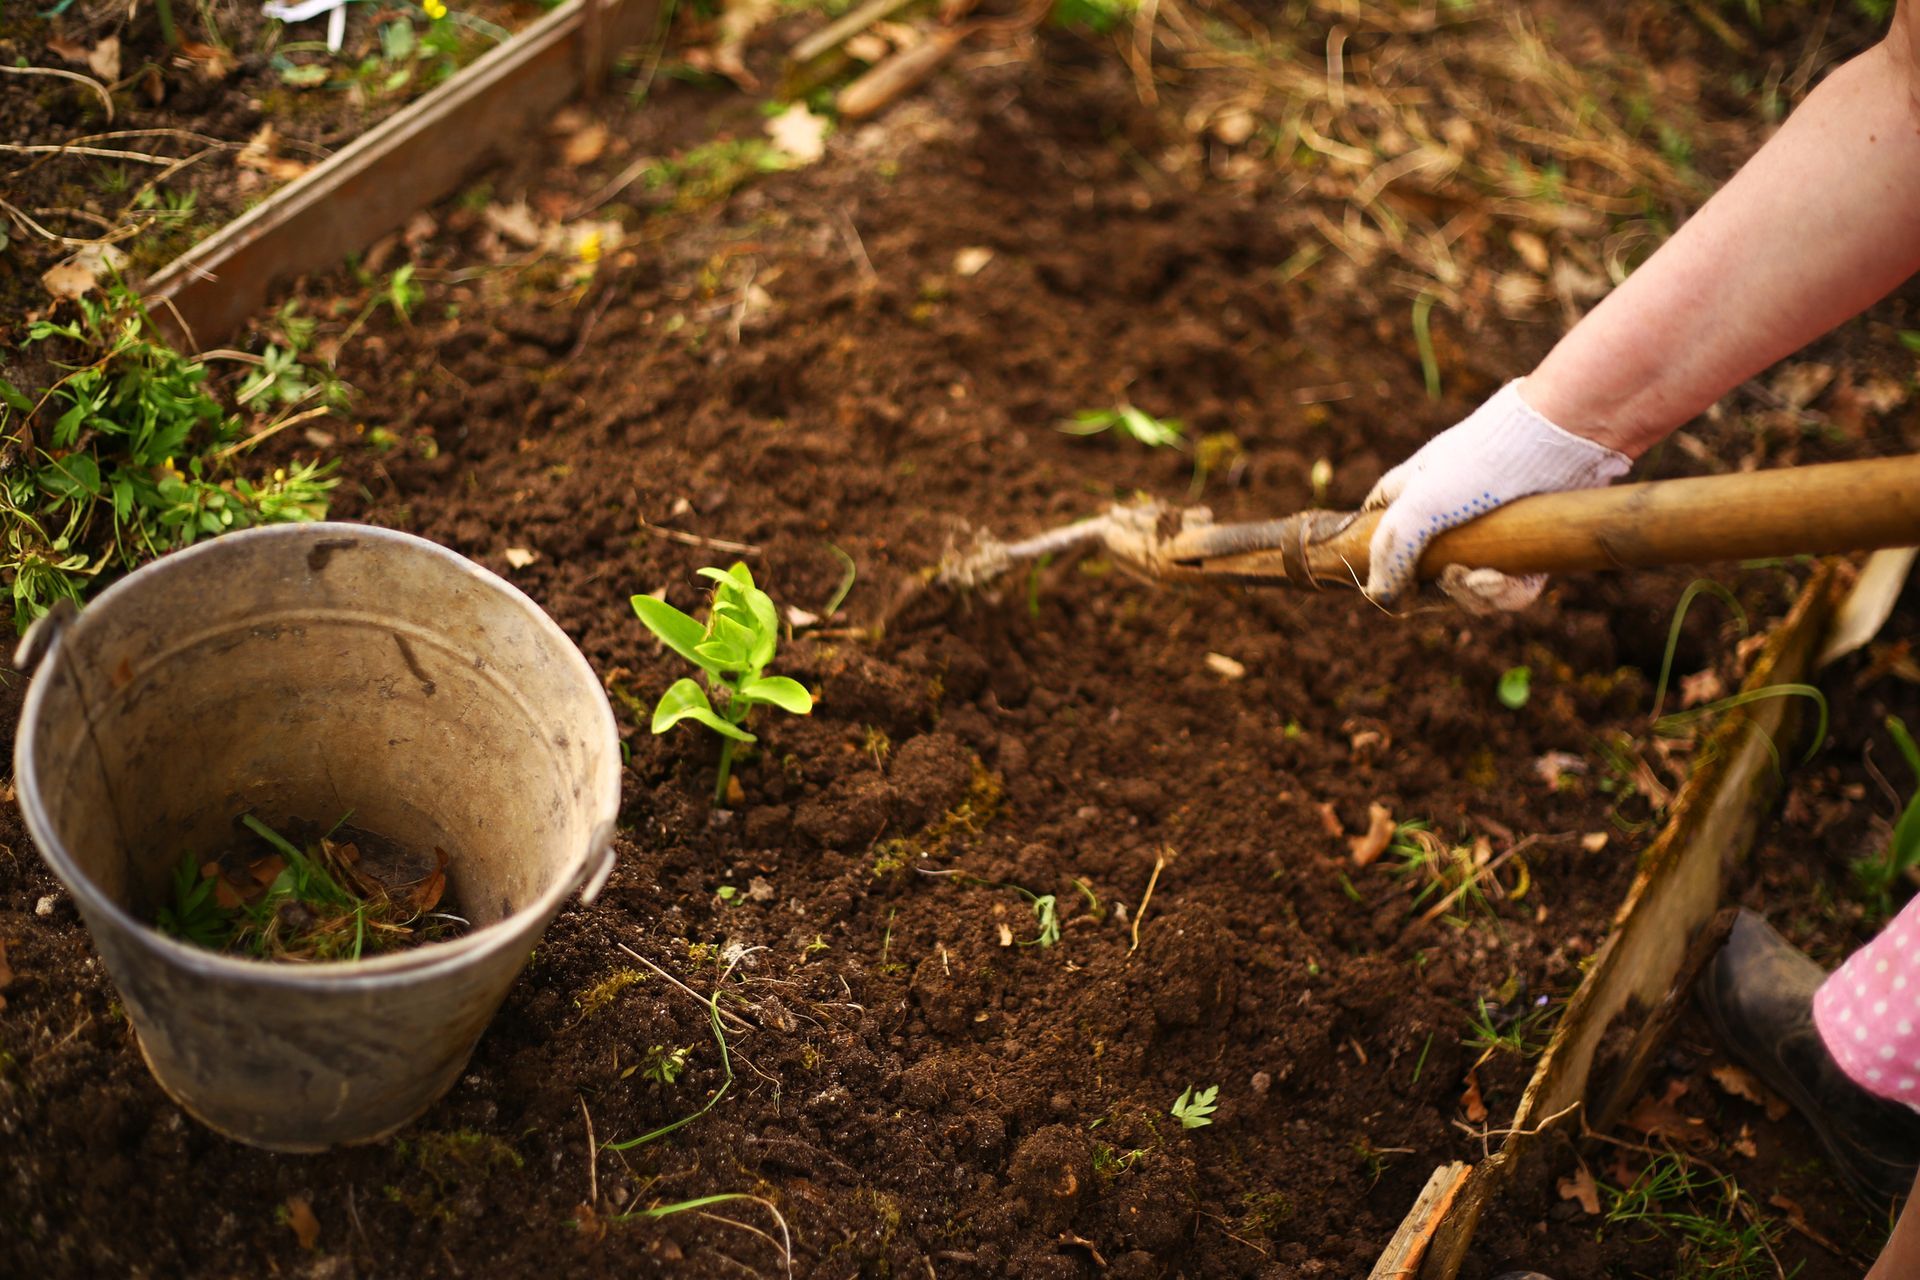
[936,455,1920,595]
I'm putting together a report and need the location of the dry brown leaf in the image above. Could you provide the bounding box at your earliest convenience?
[503,547,538,569]
[409,849,449,913]
[1678,668,1724,709]
[42,259,98,301]
[0,938,13,991]
[248,854,287,887]
[1624,1079,1708,1146]
[1772,362,1834,412]
[236,124,313,182]
[765,102,829,164]
[178,41,237,80]
[1556,1164,1599,1215]
[1731,1123,1758,1159]
[563,122,609,168]
[47,36,89,64]
[996,922,1014,947]
[1509,229,1549,273]
[1461,1071,1488,1123]
[1315,801,1343,839]
[1348,802,1394,867]
[1580,831,1608,853]
[86,36,121,82]
[284,1195,320,1249]
[1532,750,1585,788]
[1204,652,1246,681]
[953,247,993,277]
[1709,1062,1790,1121]
[1768,1193,1808,1230]
[483,200,545,249]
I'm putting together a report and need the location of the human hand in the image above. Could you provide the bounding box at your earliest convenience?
[1362,381,1632,612]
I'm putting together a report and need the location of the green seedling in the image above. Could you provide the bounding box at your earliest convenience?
[640,1045,690,1085]
[1854,714,1920,919]
[1023,891,1061,947]
[1496,665,1531,710]
[632,563,814,803]
[1170,1084,1219,1129]
[1058,404,1185,449]
[1411,293,1441,402]
[1463,994,1555,1059]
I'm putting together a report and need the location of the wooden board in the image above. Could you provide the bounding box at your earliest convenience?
[144,0,660,351]
[1364,562,1849,1279]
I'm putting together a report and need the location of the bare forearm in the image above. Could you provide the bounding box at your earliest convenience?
[1524,20,1920,457]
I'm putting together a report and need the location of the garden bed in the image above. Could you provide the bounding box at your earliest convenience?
[0,0,561,349]
[3,2,1919,1277]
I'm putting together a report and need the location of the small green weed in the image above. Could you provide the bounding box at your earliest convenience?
[1170,1083,1219,1129]
[640,1045,691,1085]
[632,563,814,803]
[1463,994,1555,1059]
[1496,665,1532,710]
[1854,714,1920,919]
[4,283,336,630]
[1601,1151,1788,1279]
[1058,404,1185,449]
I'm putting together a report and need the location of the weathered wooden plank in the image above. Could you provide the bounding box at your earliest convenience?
[144,0,659,351]
[1366,563,1849,1280]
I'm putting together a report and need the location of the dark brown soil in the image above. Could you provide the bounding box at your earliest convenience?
[4,4,1919,1279]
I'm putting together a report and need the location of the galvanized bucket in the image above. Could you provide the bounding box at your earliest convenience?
[13,522,621,1152]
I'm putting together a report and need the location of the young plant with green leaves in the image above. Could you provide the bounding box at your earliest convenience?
[1058,404,1185,450]
[1170,1084,1219,1129]
[3,283,336,629]
[632,563,813,803]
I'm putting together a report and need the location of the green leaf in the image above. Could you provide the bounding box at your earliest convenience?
[737,675,812,715]
[631,595,711,669]
[0,377,32,414]
[1496,666,1532,710]
[40,453,102,501]
[1900,330,1920,354]
[651,678,755,741]
[278,62,330,87]
[741,585,779,668]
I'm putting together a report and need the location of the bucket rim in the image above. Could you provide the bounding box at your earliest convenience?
[13,520,624,986]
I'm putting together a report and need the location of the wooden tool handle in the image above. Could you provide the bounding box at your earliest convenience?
[1337,454,1920,580]
[1179,455,1920,586]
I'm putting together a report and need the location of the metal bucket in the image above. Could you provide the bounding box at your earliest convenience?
[13,523,621,1152]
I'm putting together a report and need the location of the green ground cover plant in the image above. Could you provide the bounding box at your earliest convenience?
[1,283,336,630]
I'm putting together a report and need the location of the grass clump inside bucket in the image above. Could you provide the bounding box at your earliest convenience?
[156,814,465,962]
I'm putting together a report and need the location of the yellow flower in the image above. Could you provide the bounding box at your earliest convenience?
[424,0,447,19]
[576,229,603,265]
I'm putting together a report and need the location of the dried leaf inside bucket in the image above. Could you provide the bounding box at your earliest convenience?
[154,814,465,963]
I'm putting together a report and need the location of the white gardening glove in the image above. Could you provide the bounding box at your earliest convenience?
[1363,381,1632,611]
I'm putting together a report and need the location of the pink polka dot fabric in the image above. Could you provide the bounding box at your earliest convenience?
[1814,894,1920,1108]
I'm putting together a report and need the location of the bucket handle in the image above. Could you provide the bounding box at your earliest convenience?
[576,819,617,905]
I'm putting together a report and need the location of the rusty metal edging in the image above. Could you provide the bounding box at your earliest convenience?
[144,0,660,351]
[1372,562,1850,1279]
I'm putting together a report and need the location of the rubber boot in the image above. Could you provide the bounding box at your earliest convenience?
[1698,909,1920,1207]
